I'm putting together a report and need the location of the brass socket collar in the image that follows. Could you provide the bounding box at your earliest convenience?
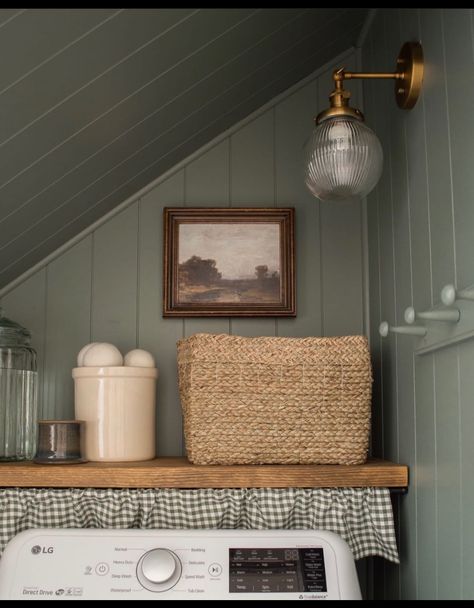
[316,106,365,125]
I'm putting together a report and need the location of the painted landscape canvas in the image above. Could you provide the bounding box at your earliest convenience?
[177,223,281,304]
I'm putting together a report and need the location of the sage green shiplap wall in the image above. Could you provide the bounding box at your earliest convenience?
[363,8,474,601]
[0,49,365,458]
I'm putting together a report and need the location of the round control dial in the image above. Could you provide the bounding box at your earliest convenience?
[136,548,182,592]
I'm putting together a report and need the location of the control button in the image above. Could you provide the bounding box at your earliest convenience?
[95,562,109,576]
[208,563,222,577]
[142,550,176,583]
[136,549,182,592]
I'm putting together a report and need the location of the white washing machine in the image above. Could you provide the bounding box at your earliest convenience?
[0,529,361,600]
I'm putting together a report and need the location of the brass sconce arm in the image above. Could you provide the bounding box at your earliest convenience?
[340,71,404,80]
[316,42,423,124]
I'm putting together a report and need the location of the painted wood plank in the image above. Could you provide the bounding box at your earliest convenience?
[184,141,230,337]
[443,9,474,290]
[1,271,46,419]
[368,15,398,471]
[370,10,400,600]
[458,339,474,600]
[230,110,274,205]
[399,10,432,312]
[0,9,251,221]
[414,353,437,600]
[91,205,138,354]
[0,9,197,151]
[0,9,118,93]
[394,11,423,600]
[317,59,364,338]
[384,11,417,601]
[434,346,461,600]
[185,141,230,207]
[0,36,360,287]
[319,199,364,337]
[362,27,384,459]
[42,237,92,420]
[230,110,276,337]
[0,9,341,243]
[275,80,322,337]
[0,9,23,28]
[419,9,455,303]
[384,11,412,326]
[139,172,184,457]
[0,457,408,489]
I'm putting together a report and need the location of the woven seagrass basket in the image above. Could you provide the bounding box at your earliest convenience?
[177,333,372,465]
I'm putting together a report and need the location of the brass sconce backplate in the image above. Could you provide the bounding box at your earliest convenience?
[395,42,424,109]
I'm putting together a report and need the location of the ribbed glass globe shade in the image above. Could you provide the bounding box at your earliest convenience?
[304,116,383,201]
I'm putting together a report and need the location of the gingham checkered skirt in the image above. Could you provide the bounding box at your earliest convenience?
[0,487,399,563]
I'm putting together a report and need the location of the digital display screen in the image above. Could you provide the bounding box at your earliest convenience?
[229,548,326,593]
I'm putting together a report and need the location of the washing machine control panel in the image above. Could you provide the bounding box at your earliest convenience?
[0,529,361,600]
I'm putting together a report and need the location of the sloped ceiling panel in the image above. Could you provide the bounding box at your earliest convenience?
[0,8,368,287]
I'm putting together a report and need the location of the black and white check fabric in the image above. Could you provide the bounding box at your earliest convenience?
[0,487,399,563]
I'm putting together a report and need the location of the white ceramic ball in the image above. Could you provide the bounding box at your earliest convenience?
[77,342,99,367]
[82,343,123,367]
[124,349,155,368]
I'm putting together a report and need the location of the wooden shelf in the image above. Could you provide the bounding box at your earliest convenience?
[0,458,408,489]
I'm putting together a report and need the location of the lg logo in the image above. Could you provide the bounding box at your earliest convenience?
[31,545,54,555]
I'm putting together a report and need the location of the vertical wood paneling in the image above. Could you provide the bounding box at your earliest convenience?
[434,347,461,600]
[318,58,364,337]
[419,9,455,303]
[370,24,402,595]
[184,141,230,206]
[184,140,230,337]
[139,172,184,457]
[43,238,92,420]
[319,200,364,336]
[459,340,474,600]
[1,271,46,418]
[371,12,399,482]
[384,10,417,600]
[91,205,138,354]
[230,110,276,337]
[443,9,474,289]
[364,59,384,462]
[364,8,474,601]
[230,110,275,205]
[400,10,432,312]
[275,80,322,337]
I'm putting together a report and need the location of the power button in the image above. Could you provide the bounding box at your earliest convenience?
[95,562,109,576]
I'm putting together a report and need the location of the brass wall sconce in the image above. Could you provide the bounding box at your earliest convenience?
[304,42,424,201]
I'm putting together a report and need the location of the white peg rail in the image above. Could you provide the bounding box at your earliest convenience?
[404,306,460,324]
[379,321,427,338]
[441,283,474,306]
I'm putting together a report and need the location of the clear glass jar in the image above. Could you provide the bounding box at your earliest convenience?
[0,307,38,460]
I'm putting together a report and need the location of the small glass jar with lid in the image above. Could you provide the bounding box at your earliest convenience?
[0,307,38,460]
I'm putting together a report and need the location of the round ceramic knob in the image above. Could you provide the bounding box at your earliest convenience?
[404,306,416,324]
[441,284,456,306]
[137,548,182,592]
[379,321,389,337]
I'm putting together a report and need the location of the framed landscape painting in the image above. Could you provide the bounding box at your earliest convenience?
[163,207,295,317]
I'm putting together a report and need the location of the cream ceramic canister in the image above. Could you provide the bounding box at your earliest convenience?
[72,366,158,462]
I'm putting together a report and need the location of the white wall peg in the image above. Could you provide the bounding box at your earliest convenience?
[404,305,460,324]
[379,321,427,338]
[441,283,474,306]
